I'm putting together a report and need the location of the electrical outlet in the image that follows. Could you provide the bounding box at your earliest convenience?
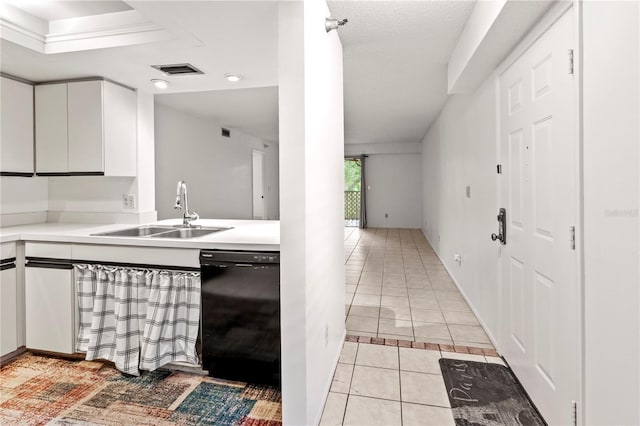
[122,194,136,209]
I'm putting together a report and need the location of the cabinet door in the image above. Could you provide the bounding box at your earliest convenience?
[25,265,75,354]
[0,266,18,357]
[103,81,136,176]
[68,81,104,173]
[35,84,68,173]
[1,77,34,175]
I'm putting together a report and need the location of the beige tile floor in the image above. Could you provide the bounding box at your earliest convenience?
[344,228,494,349]
[320,341,506,426]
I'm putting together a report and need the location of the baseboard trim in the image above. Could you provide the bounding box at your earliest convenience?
[0,346,27,366]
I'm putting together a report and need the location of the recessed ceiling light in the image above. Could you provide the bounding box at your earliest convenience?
[151,79,169,89]
[225,73,242,82]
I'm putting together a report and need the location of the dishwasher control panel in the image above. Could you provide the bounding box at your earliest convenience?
[200,250,280,264]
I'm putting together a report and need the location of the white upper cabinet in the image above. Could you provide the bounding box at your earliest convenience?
[35,79,136,176]
[1,76,34,175]
[35,83,68,174]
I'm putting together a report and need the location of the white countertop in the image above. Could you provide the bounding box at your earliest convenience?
[0,219,280,251]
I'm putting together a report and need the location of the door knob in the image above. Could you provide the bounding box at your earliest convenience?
[491,233,501,242]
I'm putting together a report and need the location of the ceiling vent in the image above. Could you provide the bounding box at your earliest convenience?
[221,128,231,138]
[151,63,203,76]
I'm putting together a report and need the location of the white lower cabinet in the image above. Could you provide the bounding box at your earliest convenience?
[25,262,75,354]
[0,264,18,357]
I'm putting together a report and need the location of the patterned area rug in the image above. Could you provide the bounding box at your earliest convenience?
[0,353,281,426]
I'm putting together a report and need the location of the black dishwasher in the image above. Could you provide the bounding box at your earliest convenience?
[200,250,280,386]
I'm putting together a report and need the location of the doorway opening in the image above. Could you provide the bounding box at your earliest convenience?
[344,157,366,228]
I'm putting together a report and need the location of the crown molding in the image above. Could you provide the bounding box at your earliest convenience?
[0,6,172,54]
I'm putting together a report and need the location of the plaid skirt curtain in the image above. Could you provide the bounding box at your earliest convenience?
[139,271,201,370]
[75,264,200,376]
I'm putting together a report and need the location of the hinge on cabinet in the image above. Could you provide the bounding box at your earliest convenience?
[572,400,577,426]
[497,164,502,174]
[569,226,576,250]
[568,49,574,74]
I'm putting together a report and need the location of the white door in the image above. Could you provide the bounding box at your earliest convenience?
[498,9,578,425]
[252,150,266,219]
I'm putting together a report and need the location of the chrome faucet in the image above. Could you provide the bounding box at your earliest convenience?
[174,180,199,227]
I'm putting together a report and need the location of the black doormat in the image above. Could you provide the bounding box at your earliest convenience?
[439,358,546,426]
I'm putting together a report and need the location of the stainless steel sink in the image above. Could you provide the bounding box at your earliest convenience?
[150,227,232,239]
[93,225,232,239]
[93,226,175,237]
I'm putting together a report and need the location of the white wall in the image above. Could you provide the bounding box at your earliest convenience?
[154,103,279,221]
[0,176,48,225]
[345,142,423,229]
[421,77,501,343]
[1,169,148,225]
[365,153,422,228]
[582,2,639,424]
[48,176,135,213]
[279,0,345,424]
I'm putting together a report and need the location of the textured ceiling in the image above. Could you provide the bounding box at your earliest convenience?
[328,0,476,145]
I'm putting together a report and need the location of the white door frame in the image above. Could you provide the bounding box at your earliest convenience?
[494,1,584,422]
[252,149,267,220]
